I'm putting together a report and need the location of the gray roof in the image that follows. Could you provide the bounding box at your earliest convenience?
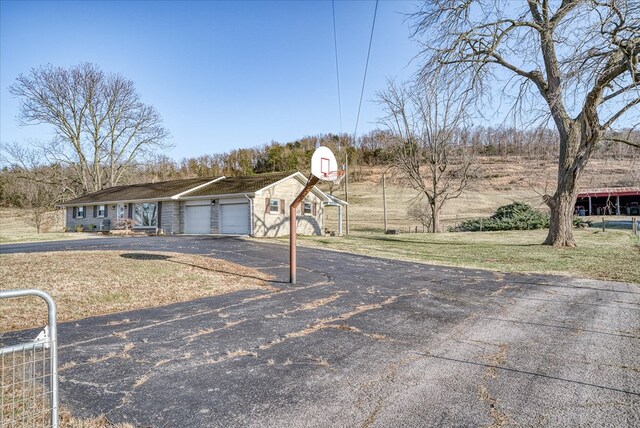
[63,177,220,205]
[62,172,324,205]
[182,172,295,197]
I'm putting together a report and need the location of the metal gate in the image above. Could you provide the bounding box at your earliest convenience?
[1,289,58,428]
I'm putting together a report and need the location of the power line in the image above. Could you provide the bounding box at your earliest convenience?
[353,0,379,141]
[332,0,343,135]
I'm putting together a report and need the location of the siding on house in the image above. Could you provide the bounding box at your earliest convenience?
[253,177,324,237]
[66,203,117,231]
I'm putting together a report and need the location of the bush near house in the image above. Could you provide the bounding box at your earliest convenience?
[451,202,550,232]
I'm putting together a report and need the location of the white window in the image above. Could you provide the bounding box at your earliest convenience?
[117,204,125,220]
[303,202,312,215]
[133,203,158,227]
[77,206,85,218]
[269,199,280,214]
[97,205,106,217]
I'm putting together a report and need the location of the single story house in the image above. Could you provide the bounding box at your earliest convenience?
[61,172,345,237]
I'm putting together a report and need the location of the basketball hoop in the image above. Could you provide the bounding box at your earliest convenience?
[321,170,345,185]
[311,146,344,185]
[290,146,345,284]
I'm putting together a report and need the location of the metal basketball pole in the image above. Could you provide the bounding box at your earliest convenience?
[290,175,320,284]
[345,151,349,235]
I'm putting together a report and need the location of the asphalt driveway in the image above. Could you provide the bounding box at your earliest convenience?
[1,236,639,427]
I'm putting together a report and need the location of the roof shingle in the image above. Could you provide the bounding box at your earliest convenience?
[63,177,220,205]
[182,172,296,197]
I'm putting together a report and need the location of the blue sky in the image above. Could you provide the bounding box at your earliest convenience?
[1,0,420,159]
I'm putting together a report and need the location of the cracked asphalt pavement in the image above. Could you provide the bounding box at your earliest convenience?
[1,236,639,427]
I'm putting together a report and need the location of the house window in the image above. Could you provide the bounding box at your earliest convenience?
[269,199,280,214]
[97,205,106,218]
[303,202,312,215]
[77,206,85,218]
[133,203,158,228]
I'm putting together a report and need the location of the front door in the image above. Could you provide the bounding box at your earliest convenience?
[117,203,126,220]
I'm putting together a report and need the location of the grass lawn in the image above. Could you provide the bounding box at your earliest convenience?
[0,208,91,245]
[296,229,640,284]
[0,251,273,332]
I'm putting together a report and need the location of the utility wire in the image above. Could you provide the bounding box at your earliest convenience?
[353,0,379,142]
[332,0,343,135]
[345,0,378,236]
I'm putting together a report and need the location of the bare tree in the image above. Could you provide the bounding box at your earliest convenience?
[9,63,170,195]
[407,199,433,231]
[0,142,65,232]
[378,76,475,233]
[412,0,639,246]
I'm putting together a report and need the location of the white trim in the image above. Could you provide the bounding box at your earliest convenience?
[268,199,280,214]
[180,192,256,201]
[219,197,249,205]
[171,177,225,199]
[325,193,348,206]
[184,200,212,206]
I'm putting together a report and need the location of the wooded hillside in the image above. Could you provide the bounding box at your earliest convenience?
[1,128,637,228]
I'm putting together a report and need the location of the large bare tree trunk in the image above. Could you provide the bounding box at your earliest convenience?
[543,189,578,247]
[411,0,640,247]
[430,200,439,233]
[544,112,601,246]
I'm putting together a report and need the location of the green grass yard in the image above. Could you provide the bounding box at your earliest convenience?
[296,229,640,284]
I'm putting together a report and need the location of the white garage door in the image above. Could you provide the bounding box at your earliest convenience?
[184,204,211,234]
[220,203,250,235]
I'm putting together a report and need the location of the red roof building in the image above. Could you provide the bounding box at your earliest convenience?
[575,187,640,216]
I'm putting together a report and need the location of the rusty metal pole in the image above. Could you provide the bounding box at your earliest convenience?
[290,204,297,284]
[290,176,320,284]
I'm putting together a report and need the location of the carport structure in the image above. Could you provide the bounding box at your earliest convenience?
[575,187,640,216]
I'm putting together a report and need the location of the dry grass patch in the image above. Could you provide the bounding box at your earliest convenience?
[321,157,636,233]
[1,351,134,428]
[0,208,89,245]
[0,251,273,332]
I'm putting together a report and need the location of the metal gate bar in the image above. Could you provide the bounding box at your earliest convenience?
[1,289,58,428]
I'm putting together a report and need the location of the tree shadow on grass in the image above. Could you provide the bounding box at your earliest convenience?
[119,253,287,285]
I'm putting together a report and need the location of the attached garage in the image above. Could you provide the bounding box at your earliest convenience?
[184,202,211,234]
[220,202,250,235]
[61,171,331,237]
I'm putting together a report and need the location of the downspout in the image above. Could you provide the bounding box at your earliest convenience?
[244,194,253,237]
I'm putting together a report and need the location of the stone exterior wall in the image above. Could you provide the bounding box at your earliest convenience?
[253,178,324,237]
[178,202,185,234]
[211,203,220,234]
[160,201,180,234]
[65,204,117,232]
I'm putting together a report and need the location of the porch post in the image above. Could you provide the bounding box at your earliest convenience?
[588,196,592,216]
[616,195,620,215]
[338,206,343,236]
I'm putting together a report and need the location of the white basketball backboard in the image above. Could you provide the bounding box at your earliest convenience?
[311,146,339,182]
